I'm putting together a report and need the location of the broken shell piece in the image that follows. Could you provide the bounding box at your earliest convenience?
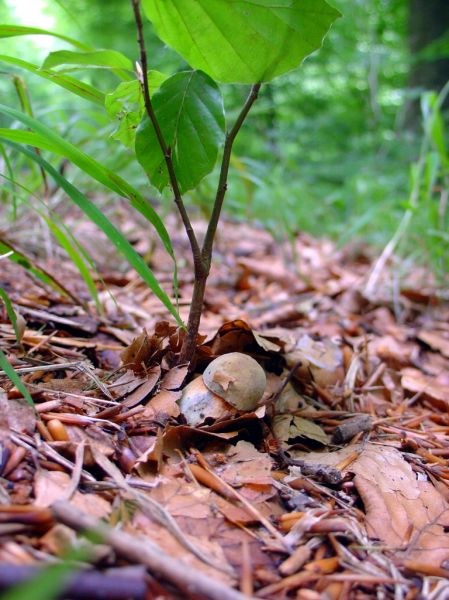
[178,376,234,427]
[203,352,266,411]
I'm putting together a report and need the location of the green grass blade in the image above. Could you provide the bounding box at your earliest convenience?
[42,49,134,81]
[40,212,101,313]
[0,287,21,342]
[0,142,18,217]
[0,350,34,406]
[0,104,174,258]
[0,55,104,105]
[0,24,91,51]
[0,238,79,303]
[0,171,102,313]
[0,128,56,152]
[0,562,73,600]
[4,142,182,325]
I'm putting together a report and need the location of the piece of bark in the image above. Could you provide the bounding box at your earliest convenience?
[51,501,253,600]
[331,415,373,444]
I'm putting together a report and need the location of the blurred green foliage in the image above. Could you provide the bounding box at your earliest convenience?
[1,0,449,277]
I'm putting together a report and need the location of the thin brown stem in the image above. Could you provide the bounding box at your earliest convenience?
[179,84,261,364]
[130,0,202,268]
[130,0,261,365]
[202,83,261,267]
[178,273,208,365]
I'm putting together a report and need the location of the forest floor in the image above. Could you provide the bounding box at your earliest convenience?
[0,208,449,600]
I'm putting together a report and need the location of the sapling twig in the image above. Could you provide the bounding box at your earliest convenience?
[131,0,261,366]
[180,83,261,365]
[130,0,202,270]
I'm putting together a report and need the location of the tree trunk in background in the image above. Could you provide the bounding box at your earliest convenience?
[406,0,449,126]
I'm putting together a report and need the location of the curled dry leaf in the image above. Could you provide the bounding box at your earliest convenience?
[417,330,449,358]
[369,335,418,368]
[63,424,115,467]
[143,389,181,421]
[218,441,274,500]
[122,365,160,408]
[286,335,344,387]
[34,470,111,518]
[273,414,329,446]
[401,367,449,410]
[160,365,188,390]
[350,444,449,569]
[0,392,36,436]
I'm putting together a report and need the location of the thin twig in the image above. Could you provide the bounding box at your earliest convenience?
[52,501,250,600]
[130,0,202,269]
[179,84,261,363]
[202,83,261,265]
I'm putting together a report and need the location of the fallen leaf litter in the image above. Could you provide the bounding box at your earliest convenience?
[0,214,449,599]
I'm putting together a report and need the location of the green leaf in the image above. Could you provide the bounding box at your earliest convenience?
[135,70,225,192]
[142,0,341,84]
[42,50,134,79]
[0,105,174,261]
[105,71,168,147]
[0,24,91,51]
[0,350,34,406]
[2,142,182,326]
[0,55,104,105]
[0,287,22,342]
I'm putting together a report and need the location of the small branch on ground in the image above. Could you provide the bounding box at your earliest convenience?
[51,501,253,600]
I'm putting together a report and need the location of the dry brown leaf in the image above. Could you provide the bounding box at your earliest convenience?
[160,365,188,391]
[369,335,418,367]
[0,392,36,435]
[219,441,273,487]
[273,414,329,446]
[286,335,343,371]
[120,329,163,373]
[143,389,181,421]
[34,470,111,517]
[64,424,115,467]
[418,330,449,358]
[401,367,449,409]
[286,335,344,387]
[122,365,160,407]
[350,444,449,569]
[162,424,239,455]
[110,370,147,398]
[132,510,235,585]
[135,428,164,474]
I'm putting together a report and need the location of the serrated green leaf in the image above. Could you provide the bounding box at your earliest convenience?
[0,55,104,105]
[105,71,168,147]
[0,24,90,51]
[42,49,133,79]
[142,0,341,84]
[135,70,225,192]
